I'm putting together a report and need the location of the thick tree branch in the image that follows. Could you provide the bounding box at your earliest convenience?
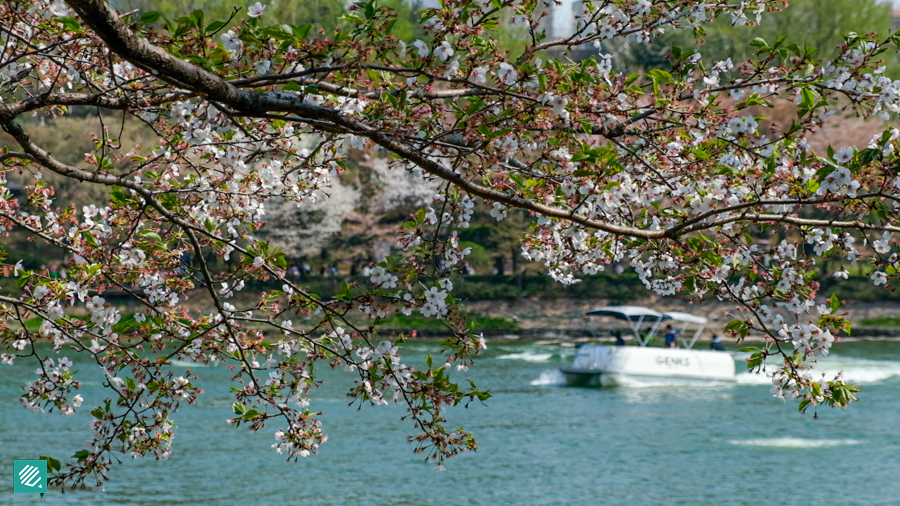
[0,91,190,119]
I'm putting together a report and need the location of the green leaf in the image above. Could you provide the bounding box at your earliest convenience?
[113,314,139,335]
[841,319,852,335]
[749,37,769,49]
[724,319,746,331]
[56,16,82,32]
[800,87,817,110]
[39,455,62,473]
[858,148,881,165]
[830,293,841,313]
[773,35,788,49]
[260,25,294,41]
[185,55,213,68]
[738,347,759,353]
[646,69,673,95]
[125,377,137,391]
[746,352,763,369]
[139,11,162,24]
[189,9,204,29]
[205,20,226,33]
[291,24,311,39]
[798,398,812,413]
[646,69,673,84]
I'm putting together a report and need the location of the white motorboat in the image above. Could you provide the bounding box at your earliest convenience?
[560,306,735,386]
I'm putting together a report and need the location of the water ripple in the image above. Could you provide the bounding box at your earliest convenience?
[729,438,862,448]
[496,352,553,362]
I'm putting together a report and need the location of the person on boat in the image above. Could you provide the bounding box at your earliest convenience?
[664,325,677,348]
[710,334,726,351]
[613,330,625,346]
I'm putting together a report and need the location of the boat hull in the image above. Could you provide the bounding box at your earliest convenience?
[560,345,735,387]
[559,368,603,387]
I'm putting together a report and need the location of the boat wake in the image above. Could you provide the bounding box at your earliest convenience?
[735,355,900,385]
[728,438,862,448]
[169,359,208,368]
[530,370,566,386]
[497,352,553,362]
[608,376,731,388]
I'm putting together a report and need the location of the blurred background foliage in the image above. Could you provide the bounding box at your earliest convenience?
[613,0,897,73]
[3,0,898,301]
[110,0,898,71]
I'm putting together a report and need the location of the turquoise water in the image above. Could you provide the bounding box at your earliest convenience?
[3,341,900,505]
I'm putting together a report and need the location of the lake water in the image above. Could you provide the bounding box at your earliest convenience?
[3,340,900,505]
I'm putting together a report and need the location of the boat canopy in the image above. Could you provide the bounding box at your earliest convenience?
[586,306,664,320]
[586,307,709,349]
[586,306,663,346]
[661,312,708,325]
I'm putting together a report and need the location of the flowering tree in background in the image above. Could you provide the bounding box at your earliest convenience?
[263,155,439,259]
[264,175,360,257]
[1,0,899,487]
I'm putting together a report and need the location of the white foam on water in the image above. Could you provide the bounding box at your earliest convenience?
[611,375,728,388]
[558,347,575,360]
[170,359,208,368]
[619,387,734,404]
[729,438,862,448]
[530,370,566,386]
[497,352,553,362]
[736,355,900,385]
[735,372,777,385]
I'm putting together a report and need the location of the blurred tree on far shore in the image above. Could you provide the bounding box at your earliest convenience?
[611,0,896,72]
[111,0,349,33]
